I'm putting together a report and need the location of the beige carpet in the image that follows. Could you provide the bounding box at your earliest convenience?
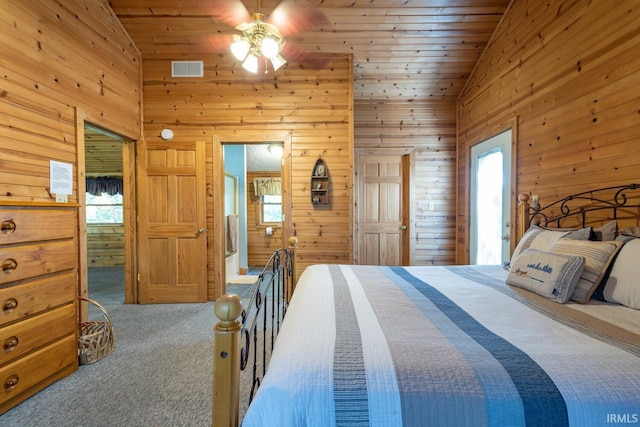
[0,268,264,426]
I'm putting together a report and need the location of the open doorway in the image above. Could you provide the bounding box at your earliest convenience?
[223,143,283,290]
[84,124,126,309]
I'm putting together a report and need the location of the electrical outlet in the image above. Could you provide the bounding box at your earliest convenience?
[532,194,539,208]
[428,202,435,211]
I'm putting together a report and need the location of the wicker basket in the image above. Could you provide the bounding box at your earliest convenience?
[78,297,115,365]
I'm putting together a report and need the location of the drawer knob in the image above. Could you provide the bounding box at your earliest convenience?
[3,336,18,351]
[4,374,19,391]
[0,220,16,234]
[1,258,17,273]
[2,298,18,312]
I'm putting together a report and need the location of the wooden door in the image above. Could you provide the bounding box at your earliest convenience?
[357,154,408,265]
[137,140,207,303]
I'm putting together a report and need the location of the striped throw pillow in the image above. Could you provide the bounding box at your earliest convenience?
[549,239,624,303]
[511,225,592,261]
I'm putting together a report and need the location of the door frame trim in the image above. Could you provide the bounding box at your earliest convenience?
[76,114,138,311]
[469,130,512,264]
[212,131,292,300]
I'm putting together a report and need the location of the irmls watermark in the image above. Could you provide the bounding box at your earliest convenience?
[607,413,639,424]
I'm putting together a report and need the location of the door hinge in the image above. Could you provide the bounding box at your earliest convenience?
[137,273,141,281]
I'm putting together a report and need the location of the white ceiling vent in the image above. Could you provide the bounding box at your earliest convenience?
[171,61,204,77]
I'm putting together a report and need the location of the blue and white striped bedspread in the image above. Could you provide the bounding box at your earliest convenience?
[242,264,640,426]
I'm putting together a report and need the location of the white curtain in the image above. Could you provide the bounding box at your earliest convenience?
[253,177,281,196]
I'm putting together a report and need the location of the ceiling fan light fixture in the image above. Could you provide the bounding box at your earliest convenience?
[270,54,286,71]
[242,53,259,73]
[232,11,286,73]
[230,37,250,60]
[261,37,280,58]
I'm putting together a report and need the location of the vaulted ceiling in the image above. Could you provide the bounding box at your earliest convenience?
[109,0,510,102]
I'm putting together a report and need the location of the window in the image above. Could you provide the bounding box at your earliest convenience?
[86,192,123,224]
[261,194,282,223]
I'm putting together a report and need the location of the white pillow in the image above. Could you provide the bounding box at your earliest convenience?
[512,226,566,260]
[507,249,585,303]
[549,239,623,303]
[603,238,640,309]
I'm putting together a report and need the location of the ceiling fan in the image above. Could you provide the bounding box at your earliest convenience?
[207,0,330,73]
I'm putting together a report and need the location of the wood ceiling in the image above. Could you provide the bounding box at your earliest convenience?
[109,0,510,102]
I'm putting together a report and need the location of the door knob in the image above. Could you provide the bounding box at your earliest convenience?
[197,228,207,235]
[501,234,510,241]
[400,225,407,230]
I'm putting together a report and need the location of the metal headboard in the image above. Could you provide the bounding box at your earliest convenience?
[526,183,640,229]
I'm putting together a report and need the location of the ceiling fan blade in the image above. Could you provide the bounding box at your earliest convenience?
[203,34,236,53]
[206,0,252,28]
[281,42,332,69]
[267,0,329,36]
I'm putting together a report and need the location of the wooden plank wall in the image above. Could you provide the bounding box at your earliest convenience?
[85,131,124,177]
[87,225,125,266]
[0,1,141,204]
[246,171,283,267]
[413,145,457,265]
[457,0,640,264]
[141,54,353,299]
[354,100,458,265]
[0,92,77,203]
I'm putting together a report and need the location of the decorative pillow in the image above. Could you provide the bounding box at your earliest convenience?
[534,225,592,240]
[592,220,617,241]
[615,234,637,244]
[591,235,634,301]
[619,225,640,238]
[511,225,591,260]
[602,237,640,309]
[555,226,593,240]
[506,249,585,303]
[549,239,624,303]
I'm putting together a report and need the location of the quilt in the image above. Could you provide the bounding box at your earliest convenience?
[241,264,640,426]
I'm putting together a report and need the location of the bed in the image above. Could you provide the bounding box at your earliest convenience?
[213,184,640,426]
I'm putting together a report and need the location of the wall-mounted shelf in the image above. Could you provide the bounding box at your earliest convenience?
[311,158,329,206]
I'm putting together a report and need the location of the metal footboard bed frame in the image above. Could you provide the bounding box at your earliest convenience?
[213,183,640,427]
[212,237,297,426]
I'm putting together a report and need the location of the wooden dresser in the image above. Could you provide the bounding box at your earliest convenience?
[0,205,78,414]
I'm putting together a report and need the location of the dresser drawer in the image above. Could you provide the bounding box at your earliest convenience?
[0,304,76,366]
[0,239,76,285]
[0,209,76,245]
[0,334,77,412]
[0,271,76,326]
